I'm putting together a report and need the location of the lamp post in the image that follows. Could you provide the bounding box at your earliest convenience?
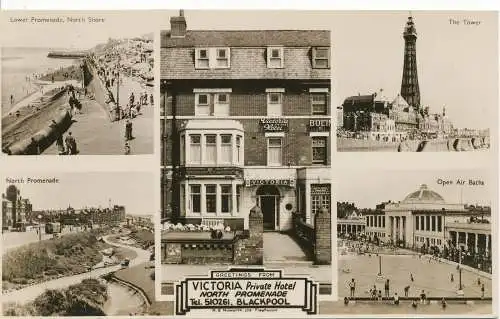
[458,267,463,290]
[37,214,42,242]
[115,55,121,121]
[378,255,382,276]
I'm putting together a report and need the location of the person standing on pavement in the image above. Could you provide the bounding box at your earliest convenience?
[384,279,390,298]
[348,278,356,298]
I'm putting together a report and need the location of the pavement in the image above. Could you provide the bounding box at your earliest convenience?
[2,233,151,304]
[43,96,153,155]
[263,232,310,262]
[338,254,492,299]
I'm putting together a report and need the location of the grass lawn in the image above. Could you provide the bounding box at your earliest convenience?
[113,262,173,315]
[2,231,110,290]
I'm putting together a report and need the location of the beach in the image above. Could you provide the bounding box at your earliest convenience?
[1,47,79,116]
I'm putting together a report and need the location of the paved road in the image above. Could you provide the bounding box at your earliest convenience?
[2,233,150,304]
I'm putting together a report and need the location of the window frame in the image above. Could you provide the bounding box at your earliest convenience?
[215,47,231,69]
[267,46,284,69]
[311,136,328,165]
[311,93,328,115]
[312,47,330,69]
[267,137,283,166]
[189,184,201,214]
[189,134,202,164]
[195,48,210,69]
[205,184,217,214]
[220,184,232,213]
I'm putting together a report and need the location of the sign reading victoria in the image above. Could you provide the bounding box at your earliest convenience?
[245,178,295,187]
[176,268,318,315]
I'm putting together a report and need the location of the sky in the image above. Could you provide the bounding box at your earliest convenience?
[336,169,493,209]
[332,11,498,129]
[1,11,165,49]
[2,172,155,215]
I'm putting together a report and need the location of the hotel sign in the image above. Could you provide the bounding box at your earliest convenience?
[175,268,318,315]
[311,184,330,195]
[260,119,289,132]
[245,178,296,187]
[308,119,331,132]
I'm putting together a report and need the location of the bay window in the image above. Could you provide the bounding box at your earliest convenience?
[190,185,201,213]
[205,185,217,213]
[236,135,242,164]
[205,135,217,164]
[190,134,201,164]
[221,185,232,213]
[220,134,232,164]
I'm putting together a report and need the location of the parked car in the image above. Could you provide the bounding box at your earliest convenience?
[121,258,130,268]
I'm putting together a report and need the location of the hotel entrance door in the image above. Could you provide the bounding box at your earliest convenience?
[256,185,280,231]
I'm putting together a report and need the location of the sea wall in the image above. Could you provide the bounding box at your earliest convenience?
[83,60,118,122]
[5,91,72,155]
[339,136,488,152]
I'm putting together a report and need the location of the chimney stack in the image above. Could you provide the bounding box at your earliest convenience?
[170,9,187,38]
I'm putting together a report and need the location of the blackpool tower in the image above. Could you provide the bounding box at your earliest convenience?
[400,15,420,112]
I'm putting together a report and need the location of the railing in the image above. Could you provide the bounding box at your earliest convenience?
[293,215,315,251]
[201,218,224,228]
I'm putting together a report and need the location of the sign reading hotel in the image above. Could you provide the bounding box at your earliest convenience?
[308,119,331,132]
[175,269,318,315]
[245,178,295,187]
[260,118,289,132]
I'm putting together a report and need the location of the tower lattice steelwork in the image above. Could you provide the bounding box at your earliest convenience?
[400,15,420,112]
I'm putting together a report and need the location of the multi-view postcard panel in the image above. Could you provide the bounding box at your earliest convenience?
[159,10,333,307]
[1,172,166,315]
[1,19,154,155]
[0,9,498,319]
[335,12,494,153]
[335,169,493,315]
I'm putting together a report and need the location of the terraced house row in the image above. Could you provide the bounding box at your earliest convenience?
[161,11,331,232]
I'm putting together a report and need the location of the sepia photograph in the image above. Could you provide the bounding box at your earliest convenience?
[160,10,333,299]
[1,13,155,155]
[334,12,497,152]
[331,169,494,314]
[1,172,173,316]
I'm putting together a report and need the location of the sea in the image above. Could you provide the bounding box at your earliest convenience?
[1,47,78,115]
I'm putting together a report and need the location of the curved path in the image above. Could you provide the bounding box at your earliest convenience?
[2,233,150,304]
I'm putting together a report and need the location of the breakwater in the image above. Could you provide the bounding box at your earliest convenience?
[338,137,490,152]
[48,51,87,59]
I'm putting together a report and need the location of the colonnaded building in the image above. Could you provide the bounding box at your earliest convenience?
[161,11,331,231]
[338,184,492,256]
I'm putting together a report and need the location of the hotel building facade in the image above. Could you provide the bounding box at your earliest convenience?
[161,12,331,232]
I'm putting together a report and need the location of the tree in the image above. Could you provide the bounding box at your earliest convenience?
[33,289,67,316]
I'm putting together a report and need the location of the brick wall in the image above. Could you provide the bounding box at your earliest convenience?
[314,207,331,265]
[163,118,330,166]
[163,87,330,117]
[234,206,263,265]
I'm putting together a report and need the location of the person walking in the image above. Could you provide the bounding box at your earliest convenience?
[65,132,77,155]
[124,142,131,155]
[450,273,454,282]
[404,285,410,297]
[348,279,356,298]
[481,284,485,298]
[384,279,390,298]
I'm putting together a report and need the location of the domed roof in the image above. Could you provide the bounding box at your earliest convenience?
[402,184,445,204]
